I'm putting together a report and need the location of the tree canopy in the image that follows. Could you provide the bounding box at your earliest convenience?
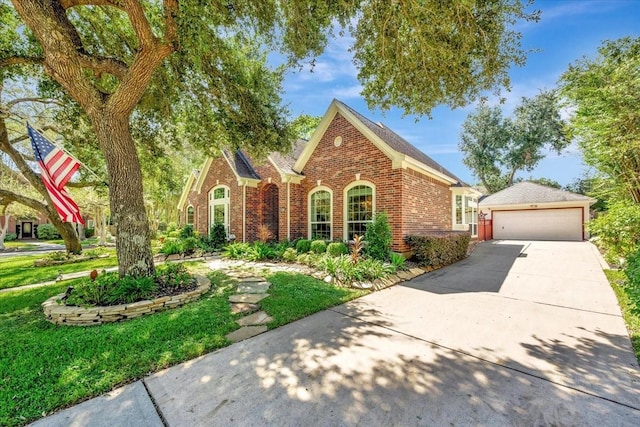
[559,36,640,203]
[459,90,569,193]
[1,0,538,277]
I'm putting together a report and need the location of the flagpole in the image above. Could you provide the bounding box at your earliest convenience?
[30,122,108,187]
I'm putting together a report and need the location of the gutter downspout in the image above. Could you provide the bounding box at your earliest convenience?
[287,179,291,241]
[242,182,247,243]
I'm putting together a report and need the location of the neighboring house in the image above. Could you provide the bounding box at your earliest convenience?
[0,213,47,239]
[178,99,480,254]
[479,181,596,241]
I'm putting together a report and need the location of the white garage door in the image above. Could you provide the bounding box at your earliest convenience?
[493,208,583,241]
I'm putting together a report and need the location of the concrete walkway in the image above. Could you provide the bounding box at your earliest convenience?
[30,241,640,426]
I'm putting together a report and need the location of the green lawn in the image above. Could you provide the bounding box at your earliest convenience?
[0,251,118,290]
[0,267,366,426]
[605,270,640,363]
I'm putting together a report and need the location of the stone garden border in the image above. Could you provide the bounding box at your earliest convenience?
[42,275,210,326]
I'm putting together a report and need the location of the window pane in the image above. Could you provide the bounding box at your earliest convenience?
[311,223,331,240]
[310,190,331,239]
[213,204,225,224]
[455,195,462,224]
[187,207,194,225]
[214,188,226,199]
[347,185,373,240]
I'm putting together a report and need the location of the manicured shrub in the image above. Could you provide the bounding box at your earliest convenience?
[36,223,60,240]
[295,239,311,253]
[364,212,392,261]
[209,224,227,249]
[179,224,194,239]
[84,228,95,238]
[310,240,327,254]
[180,236,199,255]
[327,242,348,257]
[405,232,471,268]
[4,232,17,241]
[589,200,640,264]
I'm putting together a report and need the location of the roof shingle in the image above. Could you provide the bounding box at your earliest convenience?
[479,182,594,206]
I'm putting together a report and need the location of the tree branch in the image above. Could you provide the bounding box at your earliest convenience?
[123,0,158,49]
[0,188,47,213]
[0,56,44,68]
[60,0,123,10]
[67,180,106,188]
[78,55,128,80]
[6,97,64,108]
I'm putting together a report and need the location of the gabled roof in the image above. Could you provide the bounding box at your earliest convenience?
[177,170,199,211]
[222,149,261,180]
[293,99,462,186]
[268,139,307,183]
[479,182,596,206]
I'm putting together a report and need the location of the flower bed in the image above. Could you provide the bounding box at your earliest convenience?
[42,275,210,326]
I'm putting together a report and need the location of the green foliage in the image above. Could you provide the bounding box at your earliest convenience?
[4,232,17,241]
[459,91,569,193]
[327,242,348,257]
[160,238,182,255]
[270,241,292,260]
[179,224,194,239]
[320,254,390,285]
[588,200,640,264]
[560,37,640,203]
[364,212,392,261]
[290,114,322,139]
[180,236,199,255]
[405,232,471,268]
[246,242,275,261]
[282,247,298,263]
[209,224,227,249]
[390,253,407,271]
[45,251,68,262]
[36,223,60,240]
[84,228,95,238]
[626,251,640,289]
[222,242,251,259]
[295,239,311,253]
[310,240,327,254]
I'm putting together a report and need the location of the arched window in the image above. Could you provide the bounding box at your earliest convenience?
[309,188,332,240]
[209,185,230,235]
[186,206,195,225]
[345,182,375,241]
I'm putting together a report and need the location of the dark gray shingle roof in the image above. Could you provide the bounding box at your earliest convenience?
[223,149,261,180]
[269,139,307,175]
[337,100,464,184]
[480,182,594,206]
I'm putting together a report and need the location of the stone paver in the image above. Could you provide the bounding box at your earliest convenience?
[228,293,269,304]
[237,282,270,294]
[236,311,273,326]
[225,325,268,343]
[230,302,260,315]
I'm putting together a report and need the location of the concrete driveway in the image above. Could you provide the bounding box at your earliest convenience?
[34,241,640,426]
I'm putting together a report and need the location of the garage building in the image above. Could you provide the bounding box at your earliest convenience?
[479,182,596,241]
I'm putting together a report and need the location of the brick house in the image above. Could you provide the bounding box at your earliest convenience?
[178,99,480,254]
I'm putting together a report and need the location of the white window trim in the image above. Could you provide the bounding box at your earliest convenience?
[186,205,195,225]
[343,180,376,242]
[308,186,333,240]
[451,190,478,237]
[209,185,230,235]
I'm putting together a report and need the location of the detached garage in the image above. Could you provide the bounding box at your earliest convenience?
[479,182,595,241]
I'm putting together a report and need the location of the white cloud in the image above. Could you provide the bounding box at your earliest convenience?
[331,84,363,99]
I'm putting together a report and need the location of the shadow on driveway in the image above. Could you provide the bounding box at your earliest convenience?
[404,241,526,294]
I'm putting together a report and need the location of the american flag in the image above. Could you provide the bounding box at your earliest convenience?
[28,124,85,224]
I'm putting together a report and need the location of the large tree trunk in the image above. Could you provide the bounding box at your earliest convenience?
[50,215,82,254]
[93,114,154,277]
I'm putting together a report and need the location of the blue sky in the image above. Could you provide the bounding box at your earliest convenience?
[279,0,640,187]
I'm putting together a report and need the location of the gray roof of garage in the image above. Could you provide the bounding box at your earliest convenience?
[479,181,594,206]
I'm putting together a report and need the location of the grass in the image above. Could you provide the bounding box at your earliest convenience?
[605,269,640,364]
[0,251,118,290]
[0,266,367,426]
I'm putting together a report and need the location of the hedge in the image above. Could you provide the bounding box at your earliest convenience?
[405,231,471,268]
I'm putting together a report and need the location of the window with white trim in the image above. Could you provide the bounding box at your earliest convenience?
[209,186,230,235]
[309,189,331,240]
[346,184,374,240]
[186,206,195,225]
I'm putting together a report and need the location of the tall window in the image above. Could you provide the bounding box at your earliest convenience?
[209,186,230,234]
[346,184,374,240]
[455,195,463,225]
[464,196,478,236]
[186,206,195,225]
[309,189,331,240]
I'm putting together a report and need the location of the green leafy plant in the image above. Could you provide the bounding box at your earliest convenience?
[160,238,182,255]
[222,242,251,259]
[46,251,69,262]
[295,239,311,253]
[327,242,348,257]
[106,275,158,305]
[247,242,275,261]
[270,241,292,260]
[364,212,392,261]
[36,223,60,240]
[310,240,327,254]
[84,228,95,238]
[180,236,199,255]
[390,252,407,270]
[4,232,17,241]
[282,247,298,262]
[179,224,194,239]
[589,200,640,264]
